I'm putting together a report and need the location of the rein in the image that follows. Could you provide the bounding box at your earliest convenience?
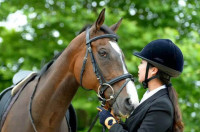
[29,61,55,132]
[29,75,41,132]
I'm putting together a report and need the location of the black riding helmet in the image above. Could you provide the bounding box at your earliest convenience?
[133,39,184,88]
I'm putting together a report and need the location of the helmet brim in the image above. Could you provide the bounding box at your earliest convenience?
[133,51,181,77]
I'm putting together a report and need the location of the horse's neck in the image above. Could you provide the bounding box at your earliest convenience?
[32,37,83,128]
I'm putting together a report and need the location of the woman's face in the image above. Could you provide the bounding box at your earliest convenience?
[138,60,148,83]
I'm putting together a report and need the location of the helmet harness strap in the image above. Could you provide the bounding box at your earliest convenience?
[142,62,159,88]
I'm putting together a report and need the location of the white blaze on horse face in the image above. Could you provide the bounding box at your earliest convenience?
[109,41,139,107]
[109,41,127,73]
[126,81,139,107]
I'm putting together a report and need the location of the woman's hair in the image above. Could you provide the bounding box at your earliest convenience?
[157,71,184,132]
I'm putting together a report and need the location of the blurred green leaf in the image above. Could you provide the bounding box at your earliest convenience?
[0,0,200,131]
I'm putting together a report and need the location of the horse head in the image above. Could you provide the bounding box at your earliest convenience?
[74,9,139,118]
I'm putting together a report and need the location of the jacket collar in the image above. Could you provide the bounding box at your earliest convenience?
[132,88,168,115]
[139,85,167,104]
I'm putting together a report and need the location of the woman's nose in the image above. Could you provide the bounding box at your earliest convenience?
[138,64,141,69]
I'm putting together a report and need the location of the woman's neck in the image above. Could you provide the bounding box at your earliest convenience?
[148,78,163,91]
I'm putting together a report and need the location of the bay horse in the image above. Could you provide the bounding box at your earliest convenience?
[0,9,139,132]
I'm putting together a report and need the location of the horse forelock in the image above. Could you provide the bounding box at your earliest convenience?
[100,25,116,34]
[78,24,116,35]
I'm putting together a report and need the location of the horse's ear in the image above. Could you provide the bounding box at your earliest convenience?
[91,8,105,32]
[110,18,123,33]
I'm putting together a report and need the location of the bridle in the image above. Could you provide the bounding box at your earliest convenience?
[80,28,134,132]
[28,27,135,132]
[80,28,134,106]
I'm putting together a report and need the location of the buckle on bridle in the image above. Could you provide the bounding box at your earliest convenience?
[97,83,114,102]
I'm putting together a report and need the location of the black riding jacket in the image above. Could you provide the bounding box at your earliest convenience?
[109,89,174,132]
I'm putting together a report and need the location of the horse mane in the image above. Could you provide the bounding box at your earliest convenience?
[39,51,63,76]
[39,24,116,76]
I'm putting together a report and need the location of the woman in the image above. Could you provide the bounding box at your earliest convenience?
[97,39,184,132]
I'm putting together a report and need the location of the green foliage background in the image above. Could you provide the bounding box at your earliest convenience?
[0,0,200,131]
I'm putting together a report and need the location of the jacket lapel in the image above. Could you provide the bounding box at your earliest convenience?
[132,88,168,115]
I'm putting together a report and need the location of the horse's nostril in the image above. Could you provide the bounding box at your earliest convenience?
[124,98,134,111]
[125,98,131,105]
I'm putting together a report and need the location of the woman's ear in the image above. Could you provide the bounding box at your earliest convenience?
[150,67,159,76]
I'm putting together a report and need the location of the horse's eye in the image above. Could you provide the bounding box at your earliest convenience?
[98,49,107,58]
